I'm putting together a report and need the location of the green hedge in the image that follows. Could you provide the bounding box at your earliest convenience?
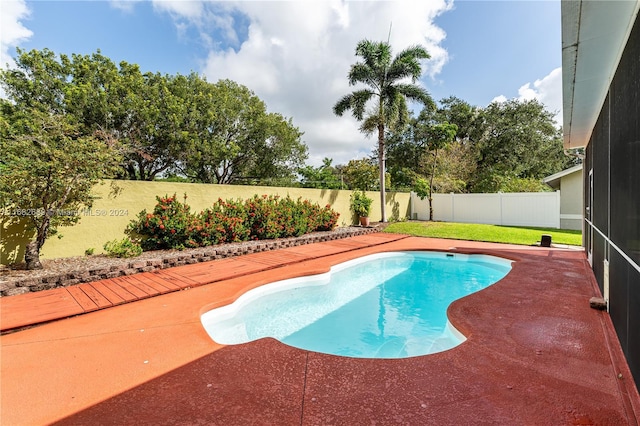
[127,194,339,251]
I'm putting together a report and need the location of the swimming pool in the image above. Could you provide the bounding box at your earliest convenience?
[201,251,512,358]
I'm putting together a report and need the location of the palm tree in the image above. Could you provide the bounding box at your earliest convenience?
[334,39,433,222]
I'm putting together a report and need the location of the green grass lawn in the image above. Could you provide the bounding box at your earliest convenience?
[383,221,583,246]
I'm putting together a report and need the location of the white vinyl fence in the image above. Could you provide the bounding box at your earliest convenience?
[411,191,561,228]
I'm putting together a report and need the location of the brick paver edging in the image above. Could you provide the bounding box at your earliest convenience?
[1,227,379,297]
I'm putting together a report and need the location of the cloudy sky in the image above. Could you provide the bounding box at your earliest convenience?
[1,0,562,167]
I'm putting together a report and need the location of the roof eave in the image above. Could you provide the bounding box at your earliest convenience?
[561,0,640,149]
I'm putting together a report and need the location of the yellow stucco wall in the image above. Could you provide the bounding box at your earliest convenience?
[1,180,410,264]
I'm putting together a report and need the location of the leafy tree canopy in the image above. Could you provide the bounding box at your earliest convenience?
[471,99,570,192]
[0,106,123,269]
[386,97,573,195]
[175,78,307,185]
[342,158,383,191]
[1,48,308,184]
[298,158,343,189]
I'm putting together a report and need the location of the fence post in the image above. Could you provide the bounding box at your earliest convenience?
[450,193,455,222]
[410,192,414,220]
[556,190,561,229]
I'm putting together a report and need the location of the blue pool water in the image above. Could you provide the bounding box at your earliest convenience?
[201,251,512,359]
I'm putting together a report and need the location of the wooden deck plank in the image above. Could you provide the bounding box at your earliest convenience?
[90,281,130,305]
[127,275,173,295]
[108,277,150,299]
[247,251,313,264]
[96,279,138,302]
[325,239,369,248]
[124,278,161,297]
[283,243,354,258]
[77,284,113,309]
[163,263,221,278]
[134,272,182,291]
[171,257,275,276]
[184,258,272,284]
[0,288,84,331]
[66,286,100,312]
[145,272,193,290]
[167,261,243,279]
[353,233,407,243]
[157,269,200,287]
[320,241,370,251]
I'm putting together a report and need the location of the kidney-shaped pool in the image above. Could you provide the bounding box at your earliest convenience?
[201,251,512,359]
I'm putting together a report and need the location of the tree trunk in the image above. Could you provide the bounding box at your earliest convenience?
[428,196,434,221]
[127,163,137,180]
[25,216,50,270]
[24,241,43,270]
[428,149,438,221]
[378,124,387,223]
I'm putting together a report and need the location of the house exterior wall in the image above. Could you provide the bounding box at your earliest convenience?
[584,12,640,388]
[560,170,583,230]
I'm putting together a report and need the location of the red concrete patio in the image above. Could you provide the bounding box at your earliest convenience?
[1,234,639,425]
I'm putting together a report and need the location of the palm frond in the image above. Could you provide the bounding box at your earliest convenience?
[337,39,433,139]
[348,63,378,90]
[393,45,430,64]
[356,40,392,66]
[333,94,354,117]
[382,93,409,131]
[359,113,381,137]
[393,83,434,110]
[350,89,375,120]
[387,45,430,82]
[395,101,411,131]
[333,89,375,121]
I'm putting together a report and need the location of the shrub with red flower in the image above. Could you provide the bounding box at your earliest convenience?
[127,193,339,251]
[127,193,194,250]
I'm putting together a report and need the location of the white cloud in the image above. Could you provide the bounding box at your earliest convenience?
[152,1,240,49]
[109,1,137,13]
[152,1,204,20]
[492,67,563,125]
[519,67,563,123]
[491,95,507,104]
[153,0,453,166]
[0,0,32,70]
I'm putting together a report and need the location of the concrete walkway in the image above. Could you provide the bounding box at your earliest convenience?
[1,235,639,425]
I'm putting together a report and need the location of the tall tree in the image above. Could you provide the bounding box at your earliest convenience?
[0,48,68,114]
[333,39,433,222]
[119,71,189,180]
[0,48,186,180]
[63,51,121,134]
[415,118,458,220]
[2,49,305,183]
[343,158,381,191]
[435,96,479,143]
[430,97,478,193]
[177,79,307,184]
[470,99,570,192]
[298,158,343,189]
[0,107,122,269]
